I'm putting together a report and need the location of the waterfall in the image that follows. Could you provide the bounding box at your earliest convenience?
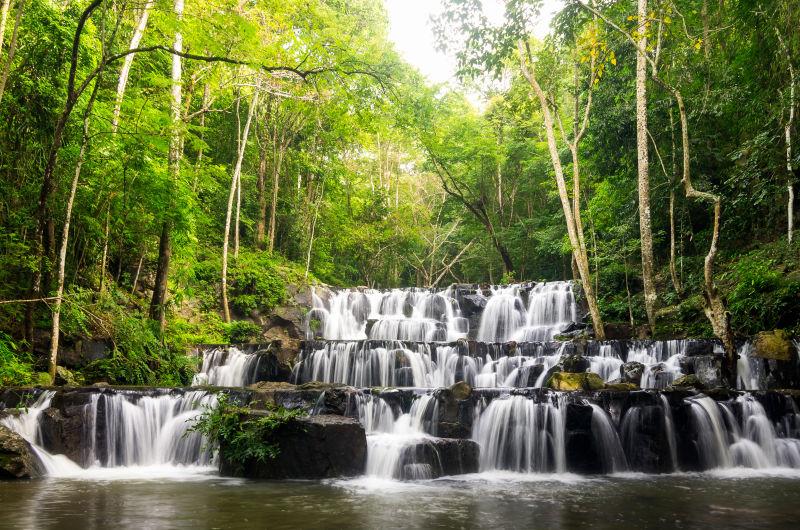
[686,395,733,469]
[2,390,216,476]
[736,341,765,391]
[587,344,624,383]
[94,391,216,467]
[358,393,445,479]
[590,404,627,473]
[0,391,82,475]
[660,394,679,471]
[306,286,468,342]
[193,346,264,387]
[515,282,577,342]
[472,394,565,473]
[627,340,686,389]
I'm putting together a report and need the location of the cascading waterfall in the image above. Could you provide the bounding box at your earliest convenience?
[587,344,624,383]
[0,391,82,475]
[628,340,687,389]
[358,393,446,479]
[193,347,264,387]
[589,404,627,473]
[472,394,566,473]
[2,390,216,476]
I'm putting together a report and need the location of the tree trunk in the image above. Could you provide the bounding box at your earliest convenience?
[305,180,324,278]
[149,0,184,329]
[517,41,606,340]
[111,0,153,133]
[668,108,683,295]
[775,28,795,243]
[675,92,735,380]
[99,204,110,292]
[0,0,11,55]
[0,0,25,105]
[222,87,259,323]
[233,94,242,259]
[636,0,657,334]
[268,131,286,253]
[47,81,99,381]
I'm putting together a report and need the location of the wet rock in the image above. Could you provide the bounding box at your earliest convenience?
[669,374,706,391]
[565,402,601,474]
[449,381,472,401]
[561,354,590,373]
[680,355,723,388]
[0,425,40,479]
[621,361,645,385]
[220,414,366,479]
[546,372,605,391]
[682,341,715,357]
[458,294,487,318]
[54,366,84,387]
[753,330,796,362]
[396,438,479,479]
[605,382,638,391]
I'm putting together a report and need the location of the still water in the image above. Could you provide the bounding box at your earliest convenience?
[2,468,800,529]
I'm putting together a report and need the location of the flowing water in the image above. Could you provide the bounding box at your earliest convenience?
[3,473,800,529]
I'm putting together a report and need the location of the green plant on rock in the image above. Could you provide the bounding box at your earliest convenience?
[188,393,306,472]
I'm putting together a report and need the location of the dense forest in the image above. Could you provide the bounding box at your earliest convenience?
[0,0,797,386]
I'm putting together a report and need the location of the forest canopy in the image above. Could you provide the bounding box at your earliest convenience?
[0,0,798,385]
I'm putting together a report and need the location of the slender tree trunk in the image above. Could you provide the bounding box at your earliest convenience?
[636,0,657,334]
[0,0,11,55]
[233,94,242,259]
[517,41,605,340]
[149,0,184,329]
[305,181,324,278]
[675,92,735,380]
[111,0,153,132]
[48,81,99,381]
[222,87,259,322]
[0,0,25,106]
[131,251,144,294]
[776,29,795,243]
[668,108,683,295]
[99,204,110,292]
[268,132,286,253]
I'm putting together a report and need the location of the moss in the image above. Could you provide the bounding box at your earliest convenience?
[449,381,472,400]
[546,372,605,391]
[670,374,705,390]
[604,382,638,391]
[753,330,795,361]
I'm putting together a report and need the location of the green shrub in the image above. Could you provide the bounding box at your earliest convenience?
[723,255,800,335]
[188,393,306,472]
[0,332,35,386]
[225,320,262,343]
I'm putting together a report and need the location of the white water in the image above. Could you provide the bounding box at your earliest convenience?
[192,346,263,387]
[472,394,566,473]
[2,390,216,478]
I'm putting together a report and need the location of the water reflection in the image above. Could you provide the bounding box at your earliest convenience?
[3,472,800,529]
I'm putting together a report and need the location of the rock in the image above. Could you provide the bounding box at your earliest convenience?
[682,341,715,357]
[54,366,84,386]
[670,374,705,390]
[561,354,590,373]
[603,323,635,340]
[220,414,366,479]
[753,330,796,362]
[0,425,40,479]
[394,438,479,479]
[620,361,645,385]
[449,381,472,400]
[605,382,638,391]
[546,372,605,391]
[458,294,487,317]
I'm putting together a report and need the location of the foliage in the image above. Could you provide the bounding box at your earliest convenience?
[225,321,262,343]
[0,333,35,387]
[188,393,306,472]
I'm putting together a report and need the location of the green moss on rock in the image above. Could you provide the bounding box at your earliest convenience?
[546,371,605,391]
[753,330,796,361]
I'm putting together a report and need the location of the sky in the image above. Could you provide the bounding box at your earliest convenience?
[385,0,564,85]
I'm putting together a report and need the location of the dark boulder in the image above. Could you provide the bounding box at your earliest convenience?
[620,361,645,385]
[682,340,715,357]
[603,323,635,340]
[0,425,40,479]
[395,438,479,479]
[220,414,366,479]
[459,294,487,318]
[565,402,601,474]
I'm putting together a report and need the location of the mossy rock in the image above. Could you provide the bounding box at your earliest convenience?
[55,366,84,386]
[670,374,705,390]
[604,382,638,391]
[753,330,796,361]
[448,381,472,400]
[546,371,605,391]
